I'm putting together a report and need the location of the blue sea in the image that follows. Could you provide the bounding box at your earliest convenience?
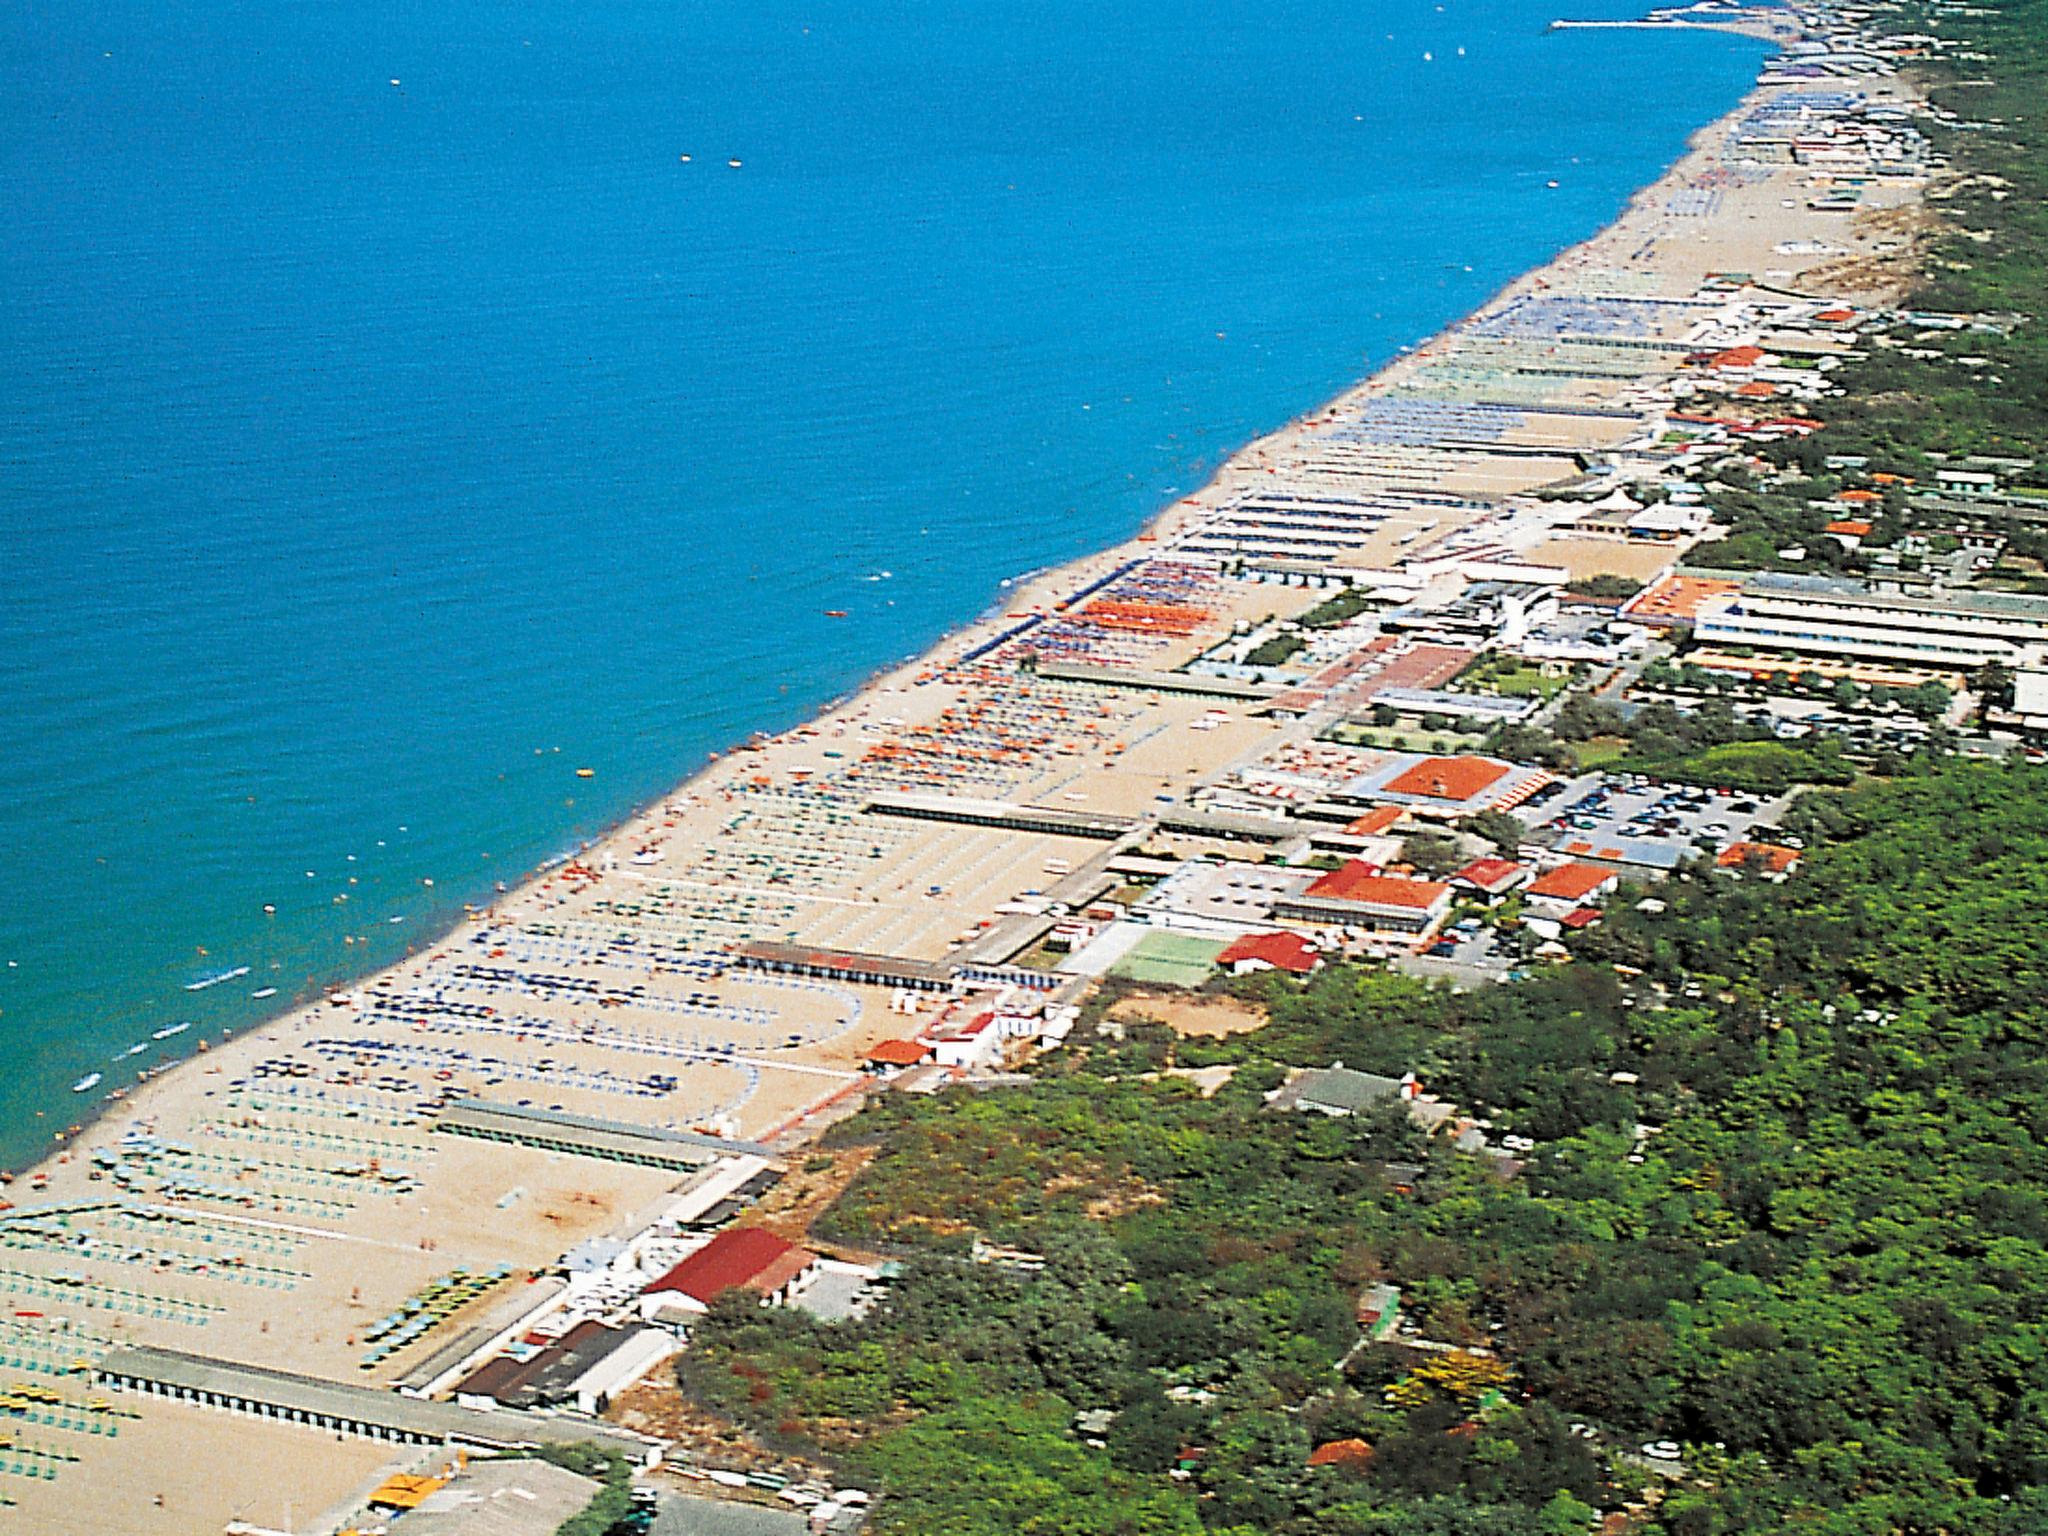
[0,0,1769,1167]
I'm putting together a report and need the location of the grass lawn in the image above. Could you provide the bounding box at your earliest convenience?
[1574,735,1632,768]
[1454,655,1569,700]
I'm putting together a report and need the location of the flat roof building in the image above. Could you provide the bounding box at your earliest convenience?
[432,1099,772,1170]
[97,1345,663,1466]
[735,940,956,992]
[1694,574,2048,669]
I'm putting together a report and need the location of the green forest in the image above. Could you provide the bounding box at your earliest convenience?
[679,759,2048,1535]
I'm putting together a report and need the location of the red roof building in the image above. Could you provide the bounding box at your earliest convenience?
[1216,931,1321,976]
[641,1228,817,1315]
[1304,863,1449,909]
[1560,907,1603,930]
[1526,863,1619,905]
[1344,805,1407,837]
[1451,857,1529,897]
[864,1039,934,1069]
[1381,756,1512,804]
[1286,863,1453,940]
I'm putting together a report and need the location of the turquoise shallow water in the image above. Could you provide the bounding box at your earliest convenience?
[0,0,1768,1166]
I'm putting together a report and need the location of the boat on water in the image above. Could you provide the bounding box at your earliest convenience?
[250,987,278,1000]
[71,1073,101,1094]
[824,610,848,618]
[185,965,250,992]
[152,1021,192,1041]
[120,1043,151,1059]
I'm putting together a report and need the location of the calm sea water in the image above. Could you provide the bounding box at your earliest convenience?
[0,0,1767,1166]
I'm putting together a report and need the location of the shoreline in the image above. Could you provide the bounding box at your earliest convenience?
[7,12,1802,1186]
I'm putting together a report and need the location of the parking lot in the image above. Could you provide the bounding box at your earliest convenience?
[1394,919,1524,989]
[1524,773,1795,871]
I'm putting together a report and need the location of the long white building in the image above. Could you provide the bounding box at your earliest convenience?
[1693,574,2048,669]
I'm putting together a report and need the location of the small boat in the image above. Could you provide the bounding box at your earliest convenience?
[185,965,250,992]
[824,610,848,618]
[251,987,278,1000]
[575,768,595,778]
[120,1043,151,1059]
[71,1074,102,1094]
[153,1022,192,1041]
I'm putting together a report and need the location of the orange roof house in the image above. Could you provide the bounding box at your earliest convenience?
[1527,863,1619,904]
[1707,344,1765,369]
[1736,381,1777,398]
[1716,842,1801,874]
[1382,756,1511,803]
[865,1039,934,1069]
[1825,519,1873,537]
[1836,488,1882,503]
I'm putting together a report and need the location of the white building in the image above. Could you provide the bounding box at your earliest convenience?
[1693,574,2048,670]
